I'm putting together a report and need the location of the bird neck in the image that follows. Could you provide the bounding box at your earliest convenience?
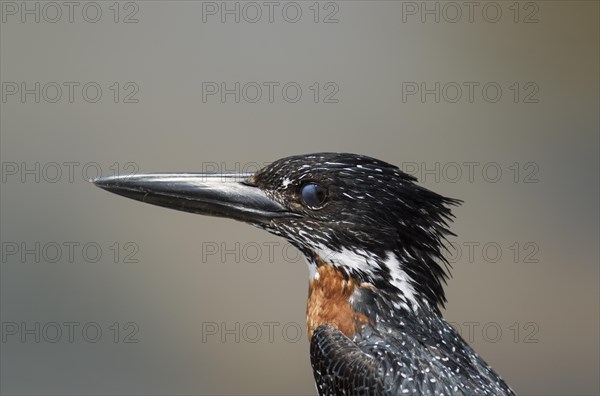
[305,255,441,341]
[306,261,369,340]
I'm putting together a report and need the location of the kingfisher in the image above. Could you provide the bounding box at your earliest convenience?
[93,153,515,396]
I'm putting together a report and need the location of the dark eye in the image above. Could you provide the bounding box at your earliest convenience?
[300,183,328,208]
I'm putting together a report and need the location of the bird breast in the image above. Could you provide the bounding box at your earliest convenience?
[306,259,369,340]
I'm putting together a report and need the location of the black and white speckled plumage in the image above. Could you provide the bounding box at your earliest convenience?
[250,153,515,396]
[311,293,514,396]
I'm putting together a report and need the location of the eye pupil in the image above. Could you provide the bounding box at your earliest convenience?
[301,183,327,208]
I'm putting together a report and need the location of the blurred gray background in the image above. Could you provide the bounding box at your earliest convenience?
[1,1,598,395]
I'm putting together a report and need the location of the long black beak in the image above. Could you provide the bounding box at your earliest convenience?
[92,173,297,225]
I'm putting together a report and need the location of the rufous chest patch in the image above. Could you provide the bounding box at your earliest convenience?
[306,258,369,340]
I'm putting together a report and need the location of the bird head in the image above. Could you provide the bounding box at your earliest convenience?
[93,153,460,310]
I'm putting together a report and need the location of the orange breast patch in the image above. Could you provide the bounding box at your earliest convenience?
[306,258,369,340]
